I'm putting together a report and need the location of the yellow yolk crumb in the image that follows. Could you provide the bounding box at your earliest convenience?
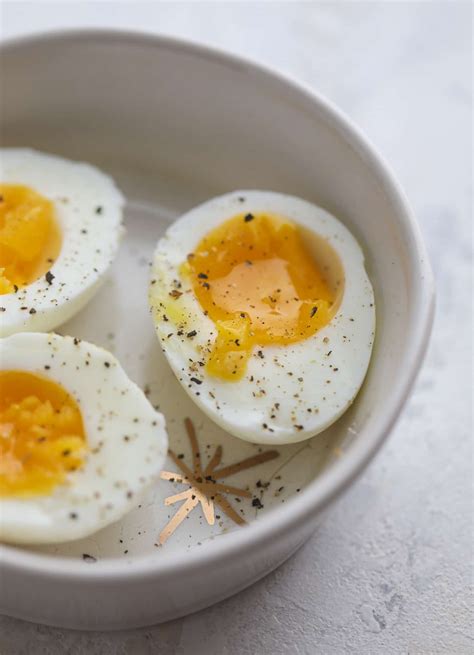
[185,212,338,380]
[0,184,62,294]
[0,371,86,497]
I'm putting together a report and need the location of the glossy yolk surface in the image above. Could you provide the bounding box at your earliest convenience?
[0,371,86,497]
[185,212,336,380]
[0,184,62,295]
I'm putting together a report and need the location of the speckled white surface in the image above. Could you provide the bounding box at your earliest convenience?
[0,2,472,653]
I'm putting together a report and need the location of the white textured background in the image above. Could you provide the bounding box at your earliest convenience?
[0,2,472,653]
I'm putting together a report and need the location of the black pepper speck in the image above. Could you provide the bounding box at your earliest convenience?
[82,553,97,563]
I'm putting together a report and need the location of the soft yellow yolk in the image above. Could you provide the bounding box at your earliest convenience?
[0,371,87,497]
[0,184,62,294]
[184,212,338,380]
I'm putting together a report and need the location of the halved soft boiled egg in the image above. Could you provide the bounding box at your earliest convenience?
[149,191,375,445]
[0,149,124,336]
[0,332,167,544]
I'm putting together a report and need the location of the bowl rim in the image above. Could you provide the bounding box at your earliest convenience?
[0,28,435,582]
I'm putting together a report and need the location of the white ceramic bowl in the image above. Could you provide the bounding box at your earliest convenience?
[0,30,434,630]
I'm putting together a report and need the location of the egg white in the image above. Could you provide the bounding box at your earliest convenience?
[0,149,124,336]
[0,332,167,544]
[149,190,375,445]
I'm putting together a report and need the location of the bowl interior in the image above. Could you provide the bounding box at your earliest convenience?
[0,33,424,566]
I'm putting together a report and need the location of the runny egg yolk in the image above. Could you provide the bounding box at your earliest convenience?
[184,212,340,380]
[0,184,62,295]
[0,371,86,497]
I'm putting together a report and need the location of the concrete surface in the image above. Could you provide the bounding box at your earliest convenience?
[0,2,472,653]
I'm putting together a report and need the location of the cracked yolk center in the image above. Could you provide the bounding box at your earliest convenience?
[0,184,62,295]
[0,371,87,497]
[184,212,339,380]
